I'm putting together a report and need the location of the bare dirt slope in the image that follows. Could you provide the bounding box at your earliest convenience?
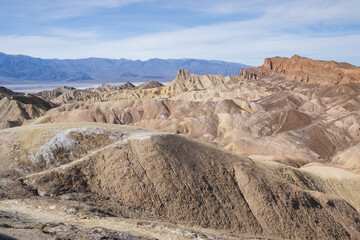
[0,90,55,129]
[1,123,360,239]
[29,70,360,173]
[34,86,75,100]
[136,80,163,89]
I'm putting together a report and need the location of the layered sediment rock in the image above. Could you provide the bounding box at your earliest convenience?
[1,123,359,239]
[240,55,360,84]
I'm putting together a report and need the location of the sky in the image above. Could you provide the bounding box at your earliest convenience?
[0,0,359,66]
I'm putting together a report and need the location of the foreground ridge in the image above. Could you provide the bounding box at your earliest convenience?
[0,123,360,239]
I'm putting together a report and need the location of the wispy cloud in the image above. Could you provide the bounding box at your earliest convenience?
[0,0,359,65]
[43,0,145,20]
[24,0,146,9]
[178,0,360,21]
[1,25,358,65]
[84,0,147,7]
[0,0,147,20]
[50,28,98,39]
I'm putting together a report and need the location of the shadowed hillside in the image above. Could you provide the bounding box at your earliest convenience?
[1,123,359,239]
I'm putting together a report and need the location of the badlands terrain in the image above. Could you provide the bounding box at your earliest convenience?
[1,55,360,239]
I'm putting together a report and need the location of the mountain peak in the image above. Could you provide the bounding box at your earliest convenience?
[0,86,16,96]
[176,68,192,80]
[136,80,163,89]
[0,52,248,85]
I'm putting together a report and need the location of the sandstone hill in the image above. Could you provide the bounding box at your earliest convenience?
[29,61,360,173]
[45,68,266,105]
[240,54,360,85]
[1,55,360,239]
[136,80,163,89]
[0,123,359,239]
[34,82,136,102]
[94,82,135,92]
[34,86,76,100]
[0,87,55,129]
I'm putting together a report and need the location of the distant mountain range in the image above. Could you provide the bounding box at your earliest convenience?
[0,52,250,84]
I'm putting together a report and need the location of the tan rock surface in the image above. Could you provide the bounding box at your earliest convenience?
[136,80,163,89]
[30,81,360,173]
[94,82,135,92]
[1,123,360,239]
[34,86,75,100]
[0,90,55,129]
[240,54,360,85]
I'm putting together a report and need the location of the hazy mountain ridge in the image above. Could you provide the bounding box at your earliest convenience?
[0,52,250,84]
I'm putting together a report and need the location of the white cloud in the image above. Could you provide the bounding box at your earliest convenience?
[0,24,359,66]
[8,0,147,20]
[0,0,359,65]
[29,0,146,8]
[85,0,146,7]
[180,0,360,22]
[50,28,98,39]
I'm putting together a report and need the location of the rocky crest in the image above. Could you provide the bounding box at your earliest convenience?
[0,86,17,97]
[0,88,55,129]
[95,82,135,92]
[136,80,163,89]
[34,86,76,100]
[240,55,360,85]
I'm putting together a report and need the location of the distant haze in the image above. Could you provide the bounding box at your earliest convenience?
[0,52,249,92]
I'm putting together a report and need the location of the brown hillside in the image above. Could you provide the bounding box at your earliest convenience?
[240,55,360,85]
[30,80,360,173]
[136,80,163,89]
[0,88,55,129]
[1,123,360,239]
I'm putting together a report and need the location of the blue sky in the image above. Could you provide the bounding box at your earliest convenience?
[0,0,359,65]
